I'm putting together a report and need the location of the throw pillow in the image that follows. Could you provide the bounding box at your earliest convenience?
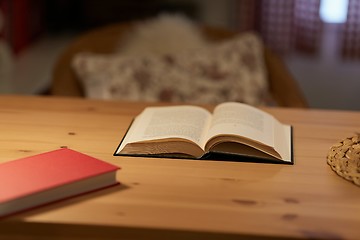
[72,32,271,106]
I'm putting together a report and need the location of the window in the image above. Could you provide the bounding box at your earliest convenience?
[320,0,349,23]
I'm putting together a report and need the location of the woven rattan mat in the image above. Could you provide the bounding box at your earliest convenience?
[327,134,360,186]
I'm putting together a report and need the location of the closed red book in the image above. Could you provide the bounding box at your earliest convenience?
[0,148,120,217]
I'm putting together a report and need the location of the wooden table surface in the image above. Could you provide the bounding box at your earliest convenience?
[0,95,359,240]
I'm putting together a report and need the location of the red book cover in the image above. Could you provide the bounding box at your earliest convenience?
[0,148,120,217]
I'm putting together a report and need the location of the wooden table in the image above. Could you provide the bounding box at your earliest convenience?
[0,95,359,240]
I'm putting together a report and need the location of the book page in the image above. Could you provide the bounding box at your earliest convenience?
[205,102,274,148]
[273,120,292,162]
[118,106,212,151]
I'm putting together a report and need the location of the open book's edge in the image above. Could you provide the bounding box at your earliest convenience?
[114,119,135,156]
[114,121,294,165]
[114,151,293,164]
[202,126,294,165]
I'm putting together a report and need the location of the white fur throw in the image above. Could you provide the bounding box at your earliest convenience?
[117,14,210,56]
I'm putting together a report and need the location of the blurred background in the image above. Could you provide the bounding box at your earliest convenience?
[0,0,359,110]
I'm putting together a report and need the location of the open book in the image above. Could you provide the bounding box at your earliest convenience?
[114,102,293,164]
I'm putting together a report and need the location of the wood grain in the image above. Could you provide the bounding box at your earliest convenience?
[0,95,359,240]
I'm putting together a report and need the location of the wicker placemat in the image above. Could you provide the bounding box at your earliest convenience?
[327,134,360,186]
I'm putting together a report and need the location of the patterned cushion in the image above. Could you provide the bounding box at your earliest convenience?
[72,33,272,106]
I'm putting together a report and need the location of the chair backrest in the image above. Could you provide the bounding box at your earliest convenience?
[51,22,308,108]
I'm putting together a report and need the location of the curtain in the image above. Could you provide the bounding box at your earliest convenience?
[237,0,323,56]
[341,0,360,60]
[293,0,322,54]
